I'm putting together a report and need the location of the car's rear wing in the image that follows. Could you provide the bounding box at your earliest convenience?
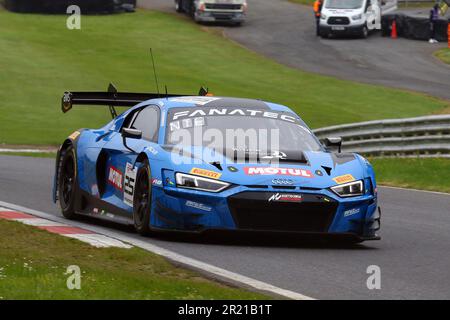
[61,83,208,118]
[61,91,173,112]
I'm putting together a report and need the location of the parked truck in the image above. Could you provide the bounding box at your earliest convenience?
[319,0,397,38]
[174,0,247,25]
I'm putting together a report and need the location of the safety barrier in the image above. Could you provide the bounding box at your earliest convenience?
[313,115,450,157]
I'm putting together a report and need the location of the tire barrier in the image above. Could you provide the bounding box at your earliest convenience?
[2,0,136,14]
[313,115,450,158]
[382,13,449,41]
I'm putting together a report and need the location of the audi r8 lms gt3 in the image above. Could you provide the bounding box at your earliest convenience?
[53,86,381,242]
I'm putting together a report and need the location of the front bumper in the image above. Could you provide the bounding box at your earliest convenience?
[151,182,381,241]
[319,23,365,37]
[195,10,245,23]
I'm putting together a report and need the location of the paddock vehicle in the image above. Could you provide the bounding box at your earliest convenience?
[319,0,397,38]
[53,86,380,243]
[175,0,247,25]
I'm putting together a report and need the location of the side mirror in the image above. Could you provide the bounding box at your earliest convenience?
[121,128,142,152]
[324,137,342,153]
[122,128,142,139]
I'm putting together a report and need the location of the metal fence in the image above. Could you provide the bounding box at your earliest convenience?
[313,115,450,158]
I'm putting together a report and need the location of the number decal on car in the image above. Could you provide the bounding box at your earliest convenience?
[123,162,137,207]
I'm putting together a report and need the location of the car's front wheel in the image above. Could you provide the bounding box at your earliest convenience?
[58,146,78,219]
[133,161,153,235]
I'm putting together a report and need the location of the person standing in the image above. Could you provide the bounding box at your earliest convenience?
[314,0,323,36]
[429,4,440,43]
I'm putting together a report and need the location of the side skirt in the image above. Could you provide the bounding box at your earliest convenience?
[74,190,134,226]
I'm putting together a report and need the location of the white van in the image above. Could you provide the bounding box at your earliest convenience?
[175,0,247,25]
[319,0,396,38]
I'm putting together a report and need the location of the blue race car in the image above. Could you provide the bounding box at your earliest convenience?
[53,85,380,242]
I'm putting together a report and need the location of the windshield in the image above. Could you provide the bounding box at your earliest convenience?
[324,0,364,9]
[166,107,322,161]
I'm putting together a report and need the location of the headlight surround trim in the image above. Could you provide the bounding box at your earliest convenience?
[330,180,364,198]
[175,172,230,193]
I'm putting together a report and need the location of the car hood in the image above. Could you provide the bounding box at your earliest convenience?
[164,146,366,189]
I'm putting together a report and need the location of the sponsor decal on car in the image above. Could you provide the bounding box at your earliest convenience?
[151,178,162,186]
[244,167,314,178]
[169,108,299,124]
[268,193,303,203]
[108,166,123,190]
[169,117,205,132]
[68,131,80,140]
[190,168,222,179]
[147,146,158,155]
[344,208,360,217]
[123,163,137,207]
[272,178,294,185]
[185,200,212,212]
[333,174,356,184]
[91,184,99,197]
[262,151,287,160]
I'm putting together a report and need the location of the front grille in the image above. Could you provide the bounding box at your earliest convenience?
[327,17,350,25]
[228,192,337,233]
[205,4,242,10]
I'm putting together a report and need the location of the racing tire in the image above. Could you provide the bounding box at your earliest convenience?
[175,0,183,12]
[58,146,78,219]
[133,160,153,236]
[361,24,369,39]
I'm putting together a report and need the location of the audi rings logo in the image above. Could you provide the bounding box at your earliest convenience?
[272,178,294,185]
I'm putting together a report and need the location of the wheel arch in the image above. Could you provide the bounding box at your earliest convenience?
[135,151,149,165]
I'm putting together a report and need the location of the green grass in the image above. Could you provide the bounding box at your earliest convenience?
[0,219,268,299]
[371,158,450,193]
[435,48,450,65]
[0,9,448,145]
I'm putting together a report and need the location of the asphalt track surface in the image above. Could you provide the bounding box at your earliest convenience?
[139,0,450,100]
[2,154,450,299]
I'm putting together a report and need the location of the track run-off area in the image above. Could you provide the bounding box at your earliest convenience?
[1,155,450,299]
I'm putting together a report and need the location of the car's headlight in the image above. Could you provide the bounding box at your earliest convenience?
[331,180,364,197]
[175,173,230,193]
[352,14,362,20]
[321,13,327,19]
